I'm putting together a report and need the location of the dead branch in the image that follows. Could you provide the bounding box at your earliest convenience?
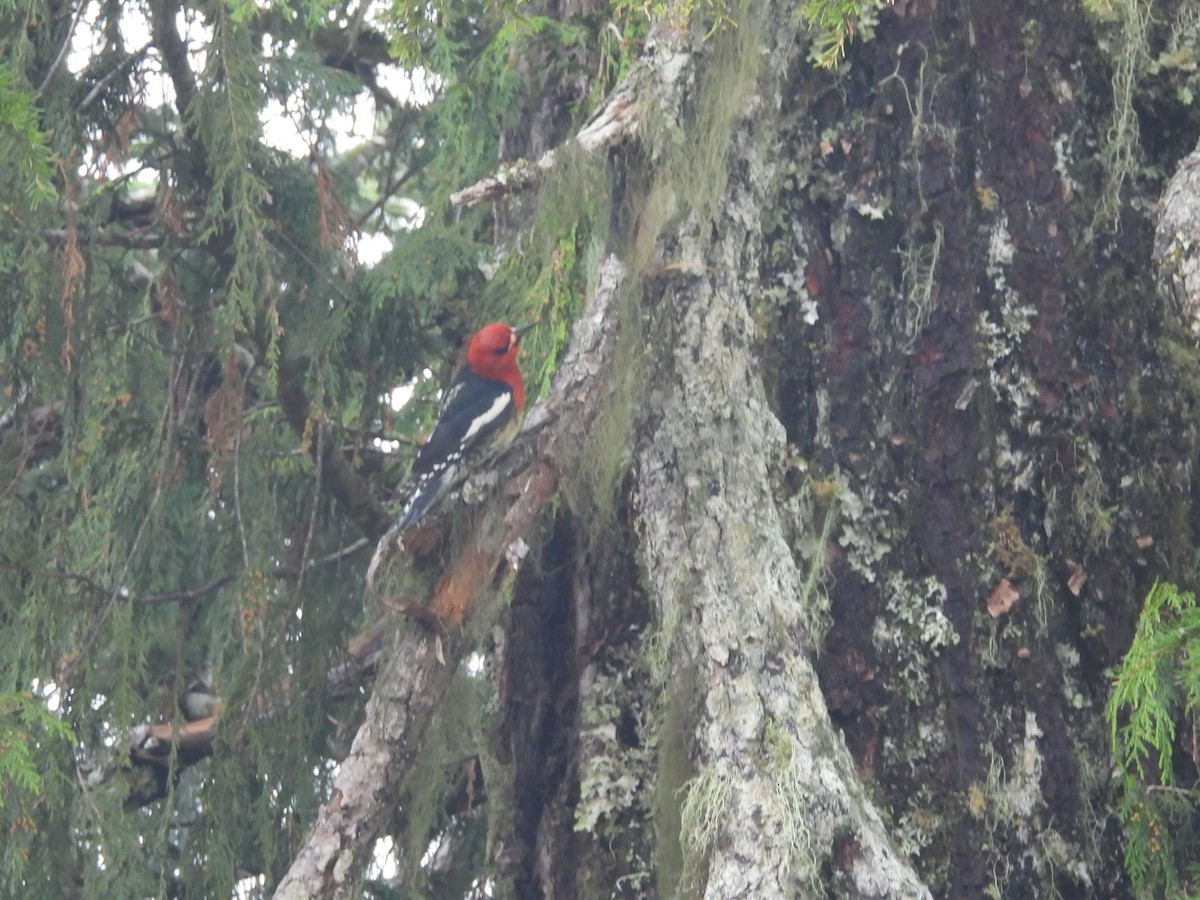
[450,94,639,208]
[79,617,392,810]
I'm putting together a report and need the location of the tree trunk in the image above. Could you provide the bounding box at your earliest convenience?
[484,1,1200,897]
[265,0,1200,896]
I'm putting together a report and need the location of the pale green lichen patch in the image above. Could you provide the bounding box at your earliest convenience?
[991,711,1045,825]
[574,656,656,834]
[837,483,893,584]
[979,212,1039,425]
[778,475,840,645]
[677,758,734,886]
[760,720,820,885]
[975,708,1094,893]
[1055,642,1089,711]
[873,574,959,703]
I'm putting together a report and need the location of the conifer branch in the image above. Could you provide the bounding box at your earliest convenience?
[35,0,89,96]
[81,617,392,810]
[272,537,371,577]
[1,562,234,606]
[134,575,237,605]
[76,45,151,113]
[0,400,63,499]
[41,226,172,249]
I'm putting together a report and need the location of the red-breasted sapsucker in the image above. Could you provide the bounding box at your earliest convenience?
[393,322,531,531]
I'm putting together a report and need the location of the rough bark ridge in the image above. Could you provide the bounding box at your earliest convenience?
[525,0,1200,895]
[635,193,928,892]
[768,0,1197,895]
[629,4,928,896]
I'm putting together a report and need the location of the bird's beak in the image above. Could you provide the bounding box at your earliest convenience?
[513,323,536,343]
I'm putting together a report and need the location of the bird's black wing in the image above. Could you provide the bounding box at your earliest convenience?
[408,368,515,479]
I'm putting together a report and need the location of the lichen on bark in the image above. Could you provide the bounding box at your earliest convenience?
[622,3,932,895]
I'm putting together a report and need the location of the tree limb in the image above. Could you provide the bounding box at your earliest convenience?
[148,0,201,164]
[40,226,172,249]
[79,617,392,810]
[0,557,234,607]
[273,247,626,898]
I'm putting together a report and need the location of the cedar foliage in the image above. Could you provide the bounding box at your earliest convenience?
[1108,580,1200,896]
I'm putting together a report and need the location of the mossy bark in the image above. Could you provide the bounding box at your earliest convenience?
[435,1,1200,898]
[156,0,1200,895]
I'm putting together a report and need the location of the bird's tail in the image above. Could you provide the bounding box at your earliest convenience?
[393,467,451,533]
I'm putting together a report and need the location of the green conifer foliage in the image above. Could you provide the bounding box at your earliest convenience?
[0,0,604,894]
[1109,580,1200,895]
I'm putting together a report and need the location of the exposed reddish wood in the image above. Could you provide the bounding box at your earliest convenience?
[429,547,494,628]
[426,462,559,627]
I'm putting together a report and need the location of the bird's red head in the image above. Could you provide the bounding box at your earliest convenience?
[465,322,530,409]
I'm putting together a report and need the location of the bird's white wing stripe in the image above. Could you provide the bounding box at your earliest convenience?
[462,393,512,443]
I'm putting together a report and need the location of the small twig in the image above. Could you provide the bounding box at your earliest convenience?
[20,567,110,596]
[1146,784,1198,798]
[352,166,418,228]
[76,45,151,113]
[134,575,236,606]
[0,401,61,502]
[2,562,234,606]
[272,536,370,577]
[36,0,89,96]
[233,403,251,568]
[272,229,356,304]
[41,226,172,249]
[75,758,105,823]
[61,338,186,683]
[293,425,324,598]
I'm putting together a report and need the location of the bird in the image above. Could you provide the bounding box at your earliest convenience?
[392,321,532,533]
[179,675,223,722]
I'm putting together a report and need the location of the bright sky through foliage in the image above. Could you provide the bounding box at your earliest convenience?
[66,0,436,265]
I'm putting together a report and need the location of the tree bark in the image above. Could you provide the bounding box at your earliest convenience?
[489,0,1200,897]
[284,0,1200,895]
[622,4,929,895]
